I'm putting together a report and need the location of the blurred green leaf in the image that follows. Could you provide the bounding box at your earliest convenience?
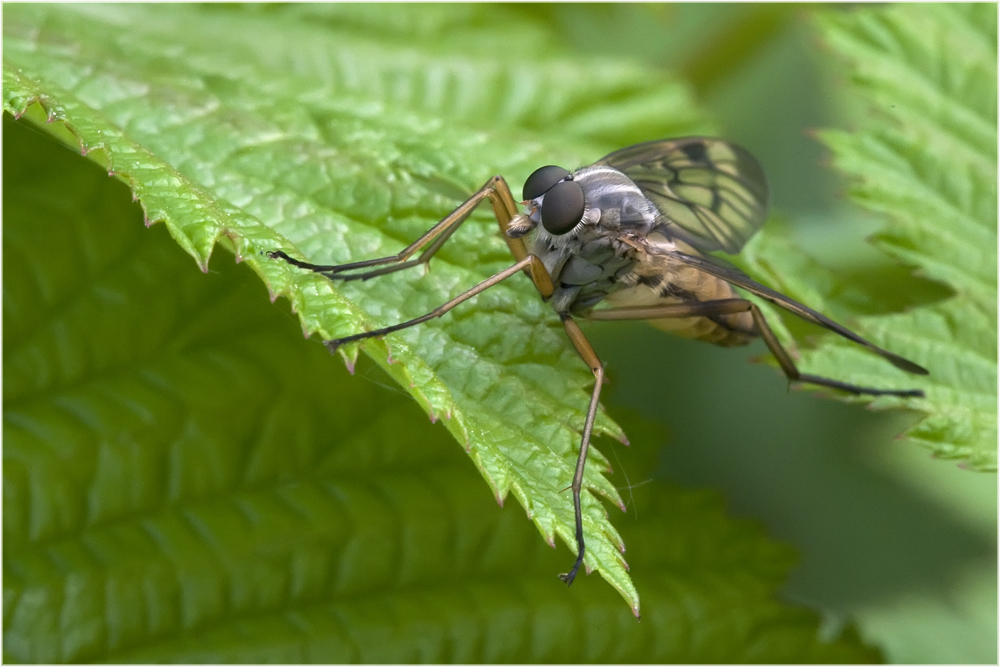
[3,112,881,661]
[812,3,997,470]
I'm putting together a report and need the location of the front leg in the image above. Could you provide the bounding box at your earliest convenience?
[267,175,544,288]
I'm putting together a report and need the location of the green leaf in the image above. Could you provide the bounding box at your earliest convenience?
[810,4,997,470]
[2,2,728,610]
[3,114,881,662]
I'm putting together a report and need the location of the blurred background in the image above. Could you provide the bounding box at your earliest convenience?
[507,4,996,663]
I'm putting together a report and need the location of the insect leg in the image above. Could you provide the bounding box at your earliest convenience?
[588,300,925,398]
[323,254,550,353]
[587,299,750,321]
[670,251,928,376]
[320,214,465,283]
[268,176,524,280]
[557,315,606,586]
[744,302,925,398]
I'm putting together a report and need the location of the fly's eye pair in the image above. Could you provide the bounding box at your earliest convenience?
[522,165,585,236]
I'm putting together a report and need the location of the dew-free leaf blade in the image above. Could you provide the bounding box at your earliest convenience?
[2,2,728,611]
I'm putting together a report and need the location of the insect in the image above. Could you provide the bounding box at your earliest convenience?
[268,136,928,586]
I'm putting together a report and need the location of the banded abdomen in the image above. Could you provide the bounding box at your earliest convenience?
[605,258,757,347]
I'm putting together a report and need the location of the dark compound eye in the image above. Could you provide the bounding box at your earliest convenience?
[522,165,570,201]
[541,180,585,235]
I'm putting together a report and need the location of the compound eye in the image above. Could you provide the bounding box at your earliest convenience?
[541,180,585,235]
[522,165,570,201]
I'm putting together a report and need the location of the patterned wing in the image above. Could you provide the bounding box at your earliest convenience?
[597,137,769,254]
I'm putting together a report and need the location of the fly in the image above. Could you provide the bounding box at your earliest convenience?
[268,136,928,586]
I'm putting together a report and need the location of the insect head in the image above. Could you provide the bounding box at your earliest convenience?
[523,165,585,235]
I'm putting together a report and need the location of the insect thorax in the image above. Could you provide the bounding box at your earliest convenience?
[531,165,658,315]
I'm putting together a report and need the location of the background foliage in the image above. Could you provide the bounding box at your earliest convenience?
[4,3,995,663]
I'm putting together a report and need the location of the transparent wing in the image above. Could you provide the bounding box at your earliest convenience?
[597,137,769,254]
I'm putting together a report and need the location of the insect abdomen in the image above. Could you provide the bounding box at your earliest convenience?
[607,266,756,347]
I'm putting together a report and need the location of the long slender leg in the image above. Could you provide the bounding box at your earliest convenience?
[557,315,606,586]
[324,213,470,283]
[268,181,496,276]
[746,302,924,397]
[586,299,749,321]
[588,300,924,398]
[268,176,553,298]
[322,254,551,353]
[670,250,927,375]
